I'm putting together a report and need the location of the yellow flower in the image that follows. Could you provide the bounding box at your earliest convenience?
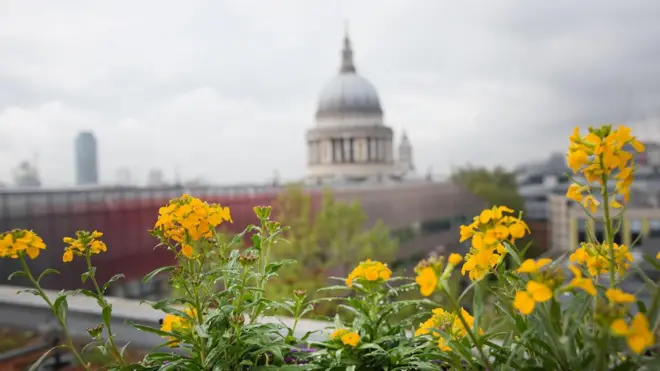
[606,288,636,304]
[415,307,479,352]
[448,253,463,266]
[459,206,528,281]
[62,249,73,263]
[656,251,660,260]
[566,183,586,202]
[514,281,553,315]
[0,230,46,260]
[340,332,360,347]
[160,307,197,347]
[610,198,623,209]
[154,194,232,245]
[610,313,654,354]
[181,244,194,259]
[62,230,108,263]
[330,328,348,340]
[567,125,644,207]
[346,259,391,287]
[566,265,596,296]
[582,195,600,214]
[516,258,552,274]
[462,248,500,281]
[570,242,632,276]
[416,267,438,297]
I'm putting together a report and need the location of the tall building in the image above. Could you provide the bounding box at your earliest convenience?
[75,132,99,185]
[306,30,414,183]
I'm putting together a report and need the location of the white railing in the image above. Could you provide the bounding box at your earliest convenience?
[0,285,329,349]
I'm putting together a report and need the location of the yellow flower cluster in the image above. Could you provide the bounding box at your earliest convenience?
[459,206,529,281]
[345,259,392,288]
[569,242,633,276]
[415,253,463,297]
[160,307,198,346]
[0,229,46,260]
[62,230,107,263]
[329,328,360,347]
[513,258,581,315]
[154,194,232,257]
[604,289,655,354]
[566,125,645,209]
[415,307,477,352]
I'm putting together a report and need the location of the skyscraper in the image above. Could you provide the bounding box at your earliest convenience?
[75,131,99,185]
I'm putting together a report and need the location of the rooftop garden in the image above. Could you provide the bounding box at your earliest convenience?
[0,124,658,370]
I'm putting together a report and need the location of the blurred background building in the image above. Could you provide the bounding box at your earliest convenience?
[306,31,415,184]
[74,131,99,186]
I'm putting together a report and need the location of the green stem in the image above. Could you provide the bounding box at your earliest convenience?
[233,268,250,337]
[187,256,207,368]
[19,256,90,370]
[600,171,616,287]
[442,288,493,371]
[250,223,271,323]
[85,253,125,367]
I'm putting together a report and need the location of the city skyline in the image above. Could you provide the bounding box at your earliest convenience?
[1,1,660,186]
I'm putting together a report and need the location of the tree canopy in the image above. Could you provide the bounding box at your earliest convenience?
[268,184,397,309]
[450,165,525,211]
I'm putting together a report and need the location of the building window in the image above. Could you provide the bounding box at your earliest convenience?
[343,138,352,163]
[333,139,343,163]
[392,226,416,244]
[649,219,660,237]
[321,141,332,164]
[421,218,452,234]
[355,138,367,162]
[349,138,355,163]
[368,138,376,161]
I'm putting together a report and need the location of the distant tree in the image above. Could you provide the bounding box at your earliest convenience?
[268,184,397,311]
[451,166,547,258]
[450,165,525,211]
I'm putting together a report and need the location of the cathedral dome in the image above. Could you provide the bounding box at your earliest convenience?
[316,74,382,117]
[315,32,382,118]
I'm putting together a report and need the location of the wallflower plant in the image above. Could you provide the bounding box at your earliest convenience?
[302,259,441,370]
[2,125,659,370]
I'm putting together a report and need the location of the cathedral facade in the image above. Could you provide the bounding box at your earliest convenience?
[306,31,414,184]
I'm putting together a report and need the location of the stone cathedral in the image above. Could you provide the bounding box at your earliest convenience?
[306,30,415,184]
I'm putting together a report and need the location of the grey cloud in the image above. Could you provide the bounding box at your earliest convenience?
[1,0,660,185]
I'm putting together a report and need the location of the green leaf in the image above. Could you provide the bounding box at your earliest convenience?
[17,288,41,296]
[28,346,63,371]
[7,270,27,281]
[102,304,113,325]
[53,294,68,323]
[643,254,660,271]
[316,285,350,293]
[251,233,262,251]
[264,259,296,276]
[76,288,98,300]
[502,240,522,266]
[637,300,647,314]
[473,281,484,329]
[103,273,125,292]
[129,322,175,338]
[143,265,176,283]
[81,271,90,284]
[37,268,60,283]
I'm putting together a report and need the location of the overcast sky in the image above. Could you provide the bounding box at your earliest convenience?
[1,0,660,187]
